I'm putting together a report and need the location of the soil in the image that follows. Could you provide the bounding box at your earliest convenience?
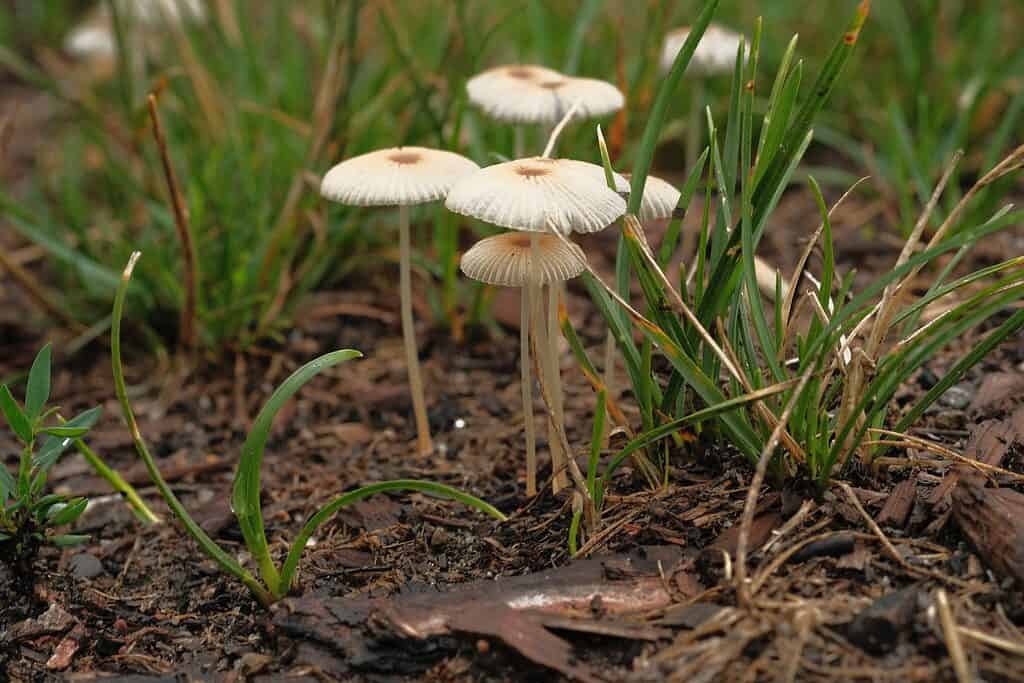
[4,54,1024,683]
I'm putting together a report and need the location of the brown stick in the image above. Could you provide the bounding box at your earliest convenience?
[147,93,199,351]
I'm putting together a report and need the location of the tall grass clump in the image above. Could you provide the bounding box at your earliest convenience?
[564,0,1024,516]
[1,3,436,351]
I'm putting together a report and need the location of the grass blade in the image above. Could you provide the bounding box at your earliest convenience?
[233,348,362,594]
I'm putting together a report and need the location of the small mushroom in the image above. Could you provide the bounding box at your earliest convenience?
[660,23,746,170]
[660,23,746,77]
[321,147,480,455]
[467,65,624,156]
[460,232,587,496]
[448,157,623,492]
[445,157,627,235]
[65,0,206,61]
[620,173,682,224]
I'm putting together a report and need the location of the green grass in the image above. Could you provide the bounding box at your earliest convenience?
[0,0,1020,358]
[576,1,1024,506]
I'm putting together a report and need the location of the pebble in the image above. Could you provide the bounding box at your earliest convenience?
[69,553,105,579]
[430,527,450,550]
[938,383,972,410]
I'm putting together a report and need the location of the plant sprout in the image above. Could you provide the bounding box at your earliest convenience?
[2,344,159,563]
[111,252,506,606]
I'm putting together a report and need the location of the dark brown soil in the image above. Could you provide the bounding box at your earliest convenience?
[3,196,1024,681]
[4,51,1024,683]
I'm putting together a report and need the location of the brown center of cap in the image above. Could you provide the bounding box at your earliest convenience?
[515,159,555,177]
[508,233,534,248]
[539,80,567,90]
[388,151,422,165]
[506,67,535,80]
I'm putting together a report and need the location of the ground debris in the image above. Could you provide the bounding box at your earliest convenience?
[952,478,1024,584]
[844,584,922,654]
[273,553,686,681]
[877,478,916,528]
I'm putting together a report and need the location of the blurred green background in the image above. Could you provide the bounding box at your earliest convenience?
[0,0,1021,354]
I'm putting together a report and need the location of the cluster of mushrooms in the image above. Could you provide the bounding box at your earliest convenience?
[319,24,748,498]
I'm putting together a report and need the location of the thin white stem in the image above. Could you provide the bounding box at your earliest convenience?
[548,283,569,492]
[514,126,525,159]
[399,205,433,455]
[521,289,537,496]
[542,100,581,158]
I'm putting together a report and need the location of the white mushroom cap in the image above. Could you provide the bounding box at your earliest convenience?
[460,232,586,287]
[622,174,681,222]
[321,147,480,207]
[660,23,745,76]
[538,76,625,121]
[65,0,205,60]
[467,65,624,124]
[467,64,568,125]
[445,157,626,235]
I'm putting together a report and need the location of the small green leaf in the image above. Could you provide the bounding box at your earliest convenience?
[49,497,88,526]
[0,532,12,542]
[33,493,67,520]
[50,534,90,547]
[25,344,52,422]
[0,465,15,504]
[0,385,32,444]
[39,406,102,439]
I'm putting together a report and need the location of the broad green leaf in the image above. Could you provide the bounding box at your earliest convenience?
[50,534,90,547]
[0,464,15,504]
[0,385,31,444]
[37,406,102,441]
[25,344,52,422]
[48,497,88,526]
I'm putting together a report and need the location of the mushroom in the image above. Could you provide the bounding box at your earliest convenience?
[447,157,625,492]
[620,173,682,224]
[65,0,205,61]
[466,65,624,157]
[460,232,586,495]
[321,146,480,455]
[659,23,746,169]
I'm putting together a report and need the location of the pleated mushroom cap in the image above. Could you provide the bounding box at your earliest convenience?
[445,157,626,235]
[460,232,586,287]
[622,174,681,222]
[467,64,568,125]
[321,147,480,207]
[468,65,625,124]
[660,23,745,76]
[535,76,625,120]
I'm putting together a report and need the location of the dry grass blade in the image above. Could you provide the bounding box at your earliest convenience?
[147,93,199,351]
[867,429,1024,482]
[934,589,971,683]
[735,360,819,605]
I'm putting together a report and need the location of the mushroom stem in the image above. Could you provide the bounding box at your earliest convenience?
[687,78,705,172]
[514,126,525,159]
[521,286,537,497]
[600,329,616,448]
[528,234,566,494]
[399,204,433,455]
[547,283,569,492]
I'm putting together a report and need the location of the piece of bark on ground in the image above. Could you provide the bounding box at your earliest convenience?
[273,552,691,681]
